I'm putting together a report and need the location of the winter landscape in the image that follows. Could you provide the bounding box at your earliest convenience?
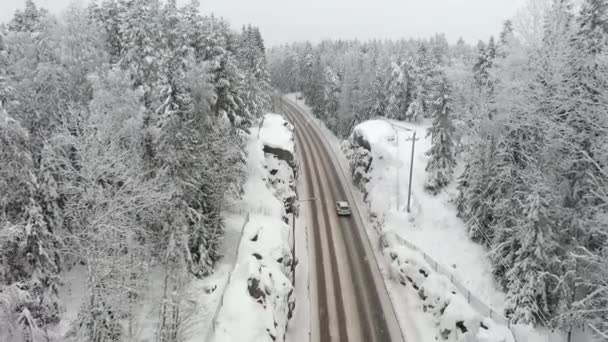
[0,0,607,341]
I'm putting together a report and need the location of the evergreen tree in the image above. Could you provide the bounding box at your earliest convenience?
[0,115,61,335]
[238,25,272,118]
[406,87,425,122]
[8,0,48,32]
[503,187,558,325]
[119,0,163,106]
[201,16,247,126]
[473,37,496,88]
[367,68,387,119]
[424,78,456,194]
[322,66,341,132]
[385,62,410,120]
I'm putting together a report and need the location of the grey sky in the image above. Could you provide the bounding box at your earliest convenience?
[1,0,528,46]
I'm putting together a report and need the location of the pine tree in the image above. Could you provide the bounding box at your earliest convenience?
[367,68,387,119]
[8,0,48,32]
[119,0,163,106]
[503,188,558,325]
[424,78,456,194]
[238,25,272,118]
[473,37,496,88]
[322,66,341,133]
[385,62,410,120]
[406,87,425,122]
[554,0,608,332]
[201,16,247,126]
[88,0,122,62]
[0,115,61,334]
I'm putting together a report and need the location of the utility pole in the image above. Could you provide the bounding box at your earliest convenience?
[407,131,417,213]
[396,130,400,211]
[292,210,296,285]
[391,122,418,213]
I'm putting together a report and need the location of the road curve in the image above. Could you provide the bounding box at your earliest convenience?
[280,98,406,342]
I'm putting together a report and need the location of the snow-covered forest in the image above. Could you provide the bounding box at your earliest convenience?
[0,0,272,340]
[268,0,608,338]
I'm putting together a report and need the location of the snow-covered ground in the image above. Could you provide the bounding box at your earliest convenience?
[53,205,247,342]
[209,114,299,342]
[284,94,595,342]
[54,114,301,342]
[347,118,506,312]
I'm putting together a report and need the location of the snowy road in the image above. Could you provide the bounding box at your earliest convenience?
[280,99,406,342]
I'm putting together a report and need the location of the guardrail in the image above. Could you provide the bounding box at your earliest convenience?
[204,212,250,341]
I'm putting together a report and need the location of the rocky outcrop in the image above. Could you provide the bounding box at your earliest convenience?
[341,135,373,197]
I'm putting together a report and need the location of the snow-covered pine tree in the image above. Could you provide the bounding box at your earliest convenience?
[119,0,163,109]
[306,53,326,118]
[322,66,341,133]
[201,16,247,127]
[0,112,61,337]
[7,0,47,33]
[553,0,608,332]
[473,38,496,88]
[503,186,558,325]
[424,77,456,195]
[238,25,272,118]
[406,87,425,122]
[384,62,410,120]
[88,0,123,63]
[413,44,442,118]
[367,68,387,119]
[181,0,206,62]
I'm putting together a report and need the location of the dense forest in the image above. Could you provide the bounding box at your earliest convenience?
[0,0,271,340]
[268,0,608,337]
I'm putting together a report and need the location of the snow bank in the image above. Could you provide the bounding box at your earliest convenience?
[209,117,297,342]
[265,154,297,214]
[352,120,396,149]
[342,119,506,310]
[342,119,517,341]
[213,215,294,342]
[258,113,297,214]
[259,113,295,157]
[383,232,514,342]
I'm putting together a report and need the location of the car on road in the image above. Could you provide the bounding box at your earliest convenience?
[336,201,352,216]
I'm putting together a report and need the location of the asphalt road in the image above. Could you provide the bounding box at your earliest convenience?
[280,98,406,342]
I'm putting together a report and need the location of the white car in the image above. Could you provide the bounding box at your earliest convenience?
[336,201,352,216]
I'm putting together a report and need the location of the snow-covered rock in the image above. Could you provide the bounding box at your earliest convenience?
[209,115,298,342]
[342,119,507,311]
[260,114,297,214]
[259,113,295,166]
[383,234,514,342]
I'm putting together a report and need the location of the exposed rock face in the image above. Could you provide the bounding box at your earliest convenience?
[263,145,296,172]
[341,135,373,196]
[259,114,298,215]
[241,114,298,342]
[264,154,297,215]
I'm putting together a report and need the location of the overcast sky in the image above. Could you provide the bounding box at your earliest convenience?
[1,0,528,46]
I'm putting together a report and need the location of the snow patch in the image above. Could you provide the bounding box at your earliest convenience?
[383,233,514,341]
[259,113,295,156]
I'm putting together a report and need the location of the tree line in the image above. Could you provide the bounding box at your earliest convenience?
[0,0,271,341]
[268,0,608,337]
